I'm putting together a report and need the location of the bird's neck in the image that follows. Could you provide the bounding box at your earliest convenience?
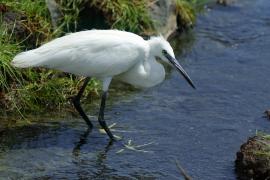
[148,38,161,57]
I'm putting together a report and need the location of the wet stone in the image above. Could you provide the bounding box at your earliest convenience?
[235,135,270,180]
[1,4,47,48]
[2,10,29,39]
[264,109,270,120]
[216,0,236,6]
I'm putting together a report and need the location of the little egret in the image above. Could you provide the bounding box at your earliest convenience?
[11,30,195,141]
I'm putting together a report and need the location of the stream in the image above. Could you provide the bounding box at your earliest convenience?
[1,0,270,179]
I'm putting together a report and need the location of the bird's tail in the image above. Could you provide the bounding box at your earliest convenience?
[11,50,40,68]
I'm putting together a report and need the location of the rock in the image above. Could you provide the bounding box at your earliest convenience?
[0,3,8,13]
[1,3,46,48]
[264,109,270,119]
[46,0,63,30]
[235,135,270,180]
[148,0,177,38]
[44,0,180,39]
[216,0,236,6]
[2,10,30,41]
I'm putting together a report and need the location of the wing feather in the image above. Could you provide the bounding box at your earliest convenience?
[12,30,148,77]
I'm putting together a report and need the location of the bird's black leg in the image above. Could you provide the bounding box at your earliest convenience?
[73,77,93,128]
[98,91,115,141]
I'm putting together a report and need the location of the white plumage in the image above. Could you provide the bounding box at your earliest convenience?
[11,29,195,140]
[12,30,178,88]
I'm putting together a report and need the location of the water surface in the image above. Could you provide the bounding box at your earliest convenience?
[1,0,270,179]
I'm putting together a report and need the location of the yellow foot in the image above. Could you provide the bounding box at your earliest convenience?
[116,140,155,153]
[98,123,122,140]
[99,123,117,134]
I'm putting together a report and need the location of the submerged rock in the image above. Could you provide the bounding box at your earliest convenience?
[216,0,236,6]
[235,135,270,180]
[264,109,270,119]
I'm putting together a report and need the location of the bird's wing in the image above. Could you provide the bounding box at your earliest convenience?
[13,31,147,77]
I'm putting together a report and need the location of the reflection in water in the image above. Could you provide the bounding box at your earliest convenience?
[72,127,92,156]
[72,127,115,179]
[168,31,196,57]
[91,141,114,178]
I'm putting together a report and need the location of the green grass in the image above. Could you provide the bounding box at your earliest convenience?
[175,0,208,30]
[56,0,86,32]
[0,0,53,114]
[6,75,100,113]
[0,26,23,91]
[90,0,154,34]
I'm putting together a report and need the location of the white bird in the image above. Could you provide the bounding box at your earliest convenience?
[11,29,195,141]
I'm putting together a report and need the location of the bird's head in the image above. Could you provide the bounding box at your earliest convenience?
[148,36,174,63]
[148,36,196,89]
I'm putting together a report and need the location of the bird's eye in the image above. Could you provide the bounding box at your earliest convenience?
[162,50,167,55]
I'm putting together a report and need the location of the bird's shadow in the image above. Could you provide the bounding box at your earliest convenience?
[72,127,114,157]
[71,127,117,178]
[72,127,92,156]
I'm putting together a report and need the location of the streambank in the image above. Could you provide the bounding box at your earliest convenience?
[0,0,202,116]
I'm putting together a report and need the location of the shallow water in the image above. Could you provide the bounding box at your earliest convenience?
[1,0,270,179]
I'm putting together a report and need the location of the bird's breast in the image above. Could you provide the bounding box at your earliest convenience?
[116,59,165,88]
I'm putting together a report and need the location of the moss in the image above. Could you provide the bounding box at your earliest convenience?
[235,133,270,179]
[255,132,270,158]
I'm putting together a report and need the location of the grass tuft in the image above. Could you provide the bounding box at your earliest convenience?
[0,23,23,91]
[56,0,86,32]
[90,0,154,34]
[175,0,208,30]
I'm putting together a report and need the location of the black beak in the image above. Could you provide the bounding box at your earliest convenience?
[163,51,196,89]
